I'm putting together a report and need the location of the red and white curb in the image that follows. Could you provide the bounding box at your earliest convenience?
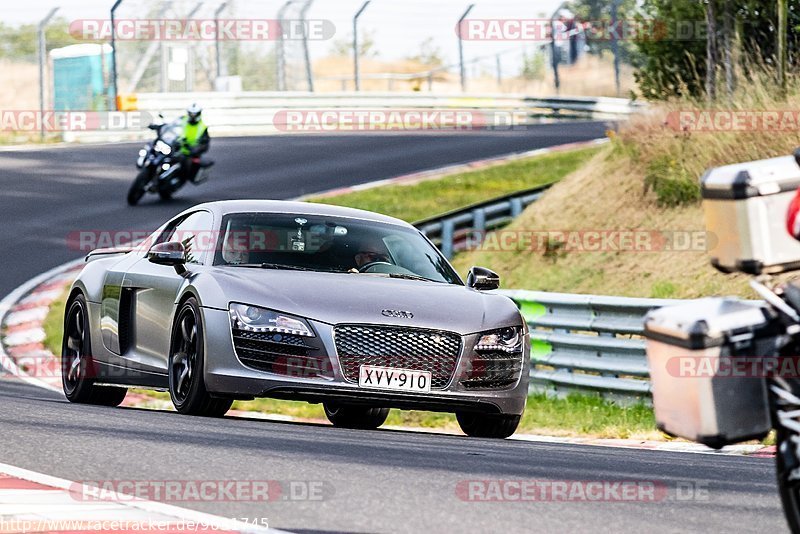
[299,138,609,201]
[0,259,86,393]
[0,462,277,533]
[509,434,774,457]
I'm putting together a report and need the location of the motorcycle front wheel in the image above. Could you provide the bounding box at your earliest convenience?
[772,377,800,532]
[127,168,152,206]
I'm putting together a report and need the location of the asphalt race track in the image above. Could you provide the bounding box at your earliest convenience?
[0,124,607,296]
[0,123,786,533]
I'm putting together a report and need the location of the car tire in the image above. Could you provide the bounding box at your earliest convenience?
[323,403,389,430]
[168,297,232,417]
[456,412,520,439]
[62,294,128,407]
[127,168,151,206]
[88,387,129,407]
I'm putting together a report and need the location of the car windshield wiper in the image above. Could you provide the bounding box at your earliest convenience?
[387,272,439,283]
[224,263,316,272]
[342,269,438,282]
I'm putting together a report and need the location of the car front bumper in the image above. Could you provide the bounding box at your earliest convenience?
[201,307,529,416]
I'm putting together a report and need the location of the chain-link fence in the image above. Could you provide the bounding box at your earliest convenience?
[97,0,638,97]
[4,0,646,122]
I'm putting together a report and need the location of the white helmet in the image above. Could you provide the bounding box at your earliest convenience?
[186,103,202,125]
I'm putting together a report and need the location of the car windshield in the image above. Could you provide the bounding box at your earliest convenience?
[213,212,462,284]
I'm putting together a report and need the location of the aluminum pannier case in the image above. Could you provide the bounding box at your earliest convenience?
[643,298,777,449]
[701,155,800,274]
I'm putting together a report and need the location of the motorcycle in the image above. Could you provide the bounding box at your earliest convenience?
[643,152,800,532]
[127,116,213,206]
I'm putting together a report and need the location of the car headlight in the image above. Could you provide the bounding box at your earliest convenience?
[229,303,314,337]
[474,326,524,353]
[155,140,172,155]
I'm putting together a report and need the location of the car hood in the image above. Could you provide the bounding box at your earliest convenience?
[198,267,522,335]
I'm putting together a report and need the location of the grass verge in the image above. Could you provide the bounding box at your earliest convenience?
[229,393,659,438]
[140,390,659,438]
[42,288,68,356]
[450,139,757,299]
[308,145,602,222]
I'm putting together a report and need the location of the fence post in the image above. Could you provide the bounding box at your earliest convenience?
[610,0,621,97]
[110,1,123,109]
[472,208,486,232]
[353,1,371,91]
[214,2,228,81]
[38,7,59,140]
[441,219,455,259]
[549,2,567,94]
[300,0,315,92]
[510,197,523,218]
[276,1,292,91]
[457,4,475,92]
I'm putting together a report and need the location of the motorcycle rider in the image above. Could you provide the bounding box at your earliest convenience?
[180,103,210,183]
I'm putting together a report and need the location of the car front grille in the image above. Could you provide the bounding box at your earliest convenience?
[334,325,462,389]
[232,329,332,378]
[460,351,523,390]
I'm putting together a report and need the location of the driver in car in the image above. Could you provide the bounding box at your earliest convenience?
[353,238,391,269]
[222,226,250,265]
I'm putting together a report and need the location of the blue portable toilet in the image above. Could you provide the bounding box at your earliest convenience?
[50,44,114,111]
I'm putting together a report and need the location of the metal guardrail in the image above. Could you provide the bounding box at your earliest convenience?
[411,182,674,402]
[415,184,552,260]
[62,92,638,142]
[122,91,641,130]
[497,290,682,402]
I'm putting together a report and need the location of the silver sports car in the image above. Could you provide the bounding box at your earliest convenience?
[62,200,529,438]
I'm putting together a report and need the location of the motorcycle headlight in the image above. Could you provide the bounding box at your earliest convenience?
[229,303,314,337]
[474,326,524,353]
[155,140,172,155]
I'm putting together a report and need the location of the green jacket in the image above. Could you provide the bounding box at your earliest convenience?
[180,116,209,156]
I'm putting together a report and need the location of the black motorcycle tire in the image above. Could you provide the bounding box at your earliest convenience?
[769,374,800,533]
[127,168,152,206]
[776,426,800,533]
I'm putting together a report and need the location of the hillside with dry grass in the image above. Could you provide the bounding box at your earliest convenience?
[452,95,800,299]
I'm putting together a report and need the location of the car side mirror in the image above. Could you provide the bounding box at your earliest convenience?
[148,242,187,273]
[467,266,500,290]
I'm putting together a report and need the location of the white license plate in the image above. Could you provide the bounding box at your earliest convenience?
[358,365,432,393]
